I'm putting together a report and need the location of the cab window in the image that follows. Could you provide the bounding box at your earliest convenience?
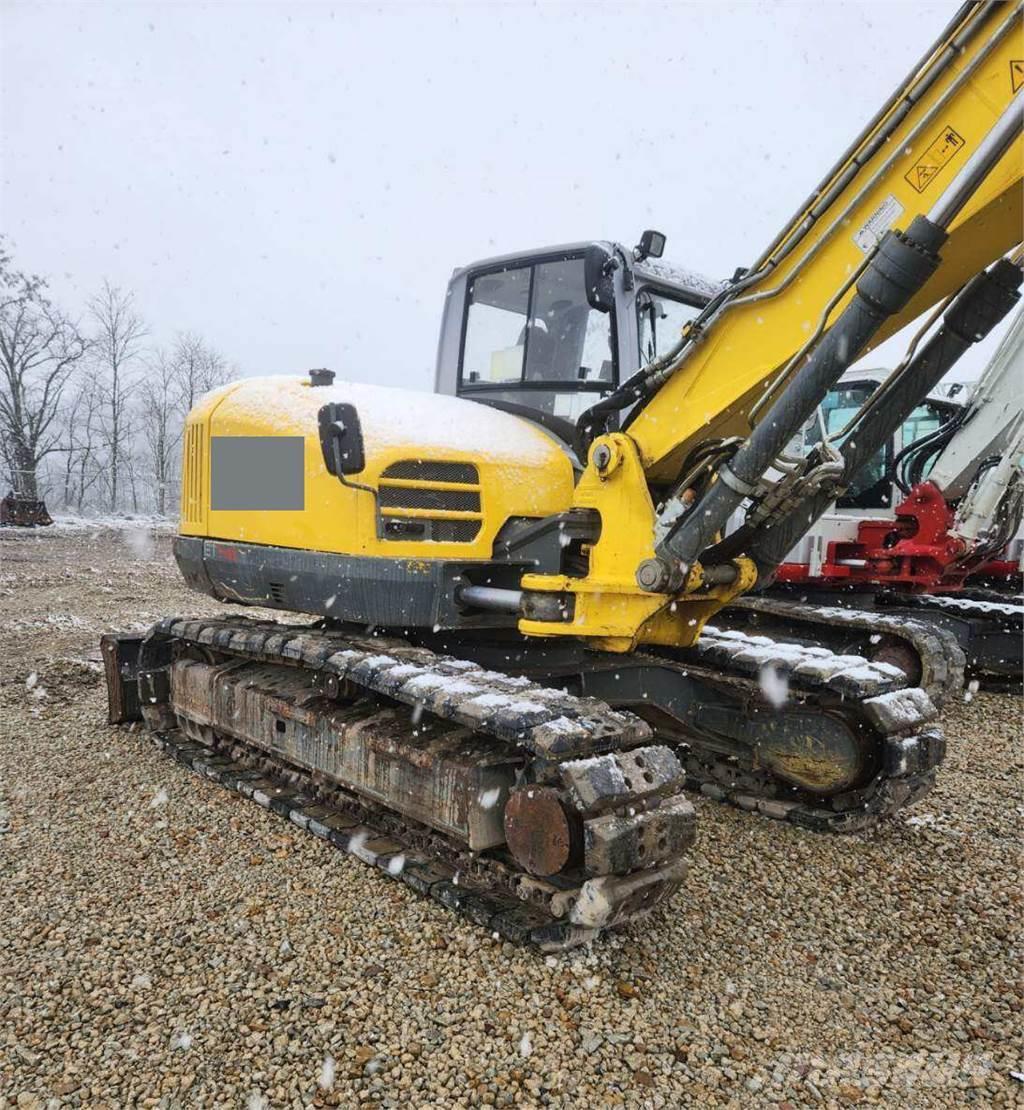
[461,265,530,385]
[901,406,943,466]
[461,256,614,390]
[807,384,892,509]
[637,288,702,363]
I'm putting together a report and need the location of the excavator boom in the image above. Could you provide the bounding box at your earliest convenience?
[630,2,1022,479]
[519,2,1022,654]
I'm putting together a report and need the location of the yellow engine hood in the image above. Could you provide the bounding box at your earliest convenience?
[181,375,575,561]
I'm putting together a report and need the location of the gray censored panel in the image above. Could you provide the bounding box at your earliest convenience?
[211,436,305,511]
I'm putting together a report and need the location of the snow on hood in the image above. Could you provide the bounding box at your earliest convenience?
[216,376,563,467]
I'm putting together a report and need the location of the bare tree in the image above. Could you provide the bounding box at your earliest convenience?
[59,380,91,508]
[137,334,229,517]
[0,240,89,499]
[170,331,229,413]
[138,350,180,515]
[89,280,146,511]
[69,379,106,511]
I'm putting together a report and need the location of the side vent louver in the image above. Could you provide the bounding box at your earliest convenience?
[182,422,205,525]
[377,460,482,543]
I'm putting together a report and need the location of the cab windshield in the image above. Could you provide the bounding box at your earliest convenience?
[807,386,947,509]
[459,256,615,423]
[803,384,892,508]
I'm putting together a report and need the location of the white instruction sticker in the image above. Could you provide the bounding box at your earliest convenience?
[853,194,905,254]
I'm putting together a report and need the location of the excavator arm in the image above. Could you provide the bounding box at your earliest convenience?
[928,307,1024,563]
[521,0,1024,652]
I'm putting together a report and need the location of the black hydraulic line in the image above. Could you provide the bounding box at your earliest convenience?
[891,412,964,494]
[742,257,1023,581]
[638,216,948,592]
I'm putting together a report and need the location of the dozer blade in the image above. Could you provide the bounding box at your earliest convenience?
[100,617,696,951]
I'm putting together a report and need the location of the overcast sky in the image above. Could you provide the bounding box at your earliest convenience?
[1,0,1016,391]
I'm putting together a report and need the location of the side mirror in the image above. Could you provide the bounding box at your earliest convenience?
[318,402,365,475]
[634,229,666,261]
[583,244,618,313]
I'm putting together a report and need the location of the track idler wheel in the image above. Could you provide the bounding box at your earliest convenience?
[867,634,923,686]
[503,787,582,877]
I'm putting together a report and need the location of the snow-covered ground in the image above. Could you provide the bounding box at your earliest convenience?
[47,513,176,533]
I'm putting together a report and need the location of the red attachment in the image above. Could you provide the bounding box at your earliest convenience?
[971,559,1019,578]
[782,482,970,593]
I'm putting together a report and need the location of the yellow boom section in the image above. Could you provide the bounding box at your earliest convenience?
[521,1,1023,652]
[633,1,1022,480]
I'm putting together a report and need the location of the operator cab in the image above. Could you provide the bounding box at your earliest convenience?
[434,233,725,453]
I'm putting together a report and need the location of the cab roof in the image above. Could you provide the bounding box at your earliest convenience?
[449,240,725,307]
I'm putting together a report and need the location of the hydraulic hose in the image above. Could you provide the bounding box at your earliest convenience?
[638,215,948,593]
[742,257,1022,581]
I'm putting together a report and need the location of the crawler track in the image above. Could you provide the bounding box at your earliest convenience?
[717,596,966,705]
[889,592,1023,623]
[103,616,696,951]
[664,626,945,832]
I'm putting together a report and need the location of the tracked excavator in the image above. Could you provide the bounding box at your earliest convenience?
[744,311,1024,683]
[103,2,1024,949]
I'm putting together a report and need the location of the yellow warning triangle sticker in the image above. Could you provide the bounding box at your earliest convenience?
[1012,60,1024,94]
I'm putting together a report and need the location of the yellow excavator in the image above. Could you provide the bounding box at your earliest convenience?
[103,1,1022,950]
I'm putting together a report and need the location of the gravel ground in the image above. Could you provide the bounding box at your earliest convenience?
[1,525,1021,1108]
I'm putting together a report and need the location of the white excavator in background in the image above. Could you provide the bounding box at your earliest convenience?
[727,310,1023,682]
[918,309,1024,580]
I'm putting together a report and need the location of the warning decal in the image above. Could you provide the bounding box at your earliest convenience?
[1012,60,1024,94]
[853,194,905,254]
[903,125,966,193]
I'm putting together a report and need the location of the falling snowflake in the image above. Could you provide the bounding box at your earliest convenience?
[478,787,501,810]
[319,1055,336,1091]
[25,672,38,689]
[519,1031,533,1058]
[758,664,789,708]
[170,1030,193,1051]
[125,528,154,560]
[149,788,169,808]
[247,1093,269,1110]
[387,854,406,876]
[963,679,980,704]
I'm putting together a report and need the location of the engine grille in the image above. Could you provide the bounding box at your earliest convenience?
[182,422,205,525]
[377,460,482,543]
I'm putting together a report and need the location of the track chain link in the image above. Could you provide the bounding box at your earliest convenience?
[887,592,1023,624]
[720,596,967,706]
